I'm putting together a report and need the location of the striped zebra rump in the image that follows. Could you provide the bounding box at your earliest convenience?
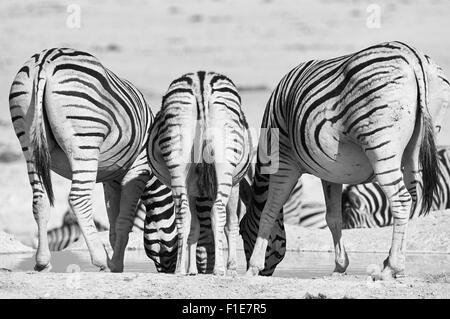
[147,71,252,191]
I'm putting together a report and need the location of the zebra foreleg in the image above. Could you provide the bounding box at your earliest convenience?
[103,181,121,248]
[247,165,300,276]
[321,180,349,274]
[142,174,177,273]
[110,173,149,272]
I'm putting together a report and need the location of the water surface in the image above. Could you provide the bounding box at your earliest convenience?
[1,249,448,278]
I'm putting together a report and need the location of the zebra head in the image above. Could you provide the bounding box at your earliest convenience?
[341,185,375,229]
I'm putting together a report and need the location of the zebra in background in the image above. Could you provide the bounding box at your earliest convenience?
[9,48,153,272]
[147,71,252,275]
[342,146,450,228]
[241,41,450,280]
[45,209,109,252]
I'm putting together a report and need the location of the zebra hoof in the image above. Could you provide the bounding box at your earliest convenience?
[175,269,187,276]
[188,269,198,276]
[213,268,225,276]
[331,270,346,277]
[381,257,405,280]
[245,266,260,277]
[109,265,124,273]
[380,268,396,281]
[228,269,238,277]
[34,263,52,272]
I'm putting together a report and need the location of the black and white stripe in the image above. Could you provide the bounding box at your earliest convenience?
[241,41,450,278]
[147,71,252,275]
[9,48,153,272]
[342,146,450,228]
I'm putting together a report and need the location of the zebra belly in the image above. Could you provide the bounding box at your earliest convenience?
[300,139,374,184]
[50,145,130,182]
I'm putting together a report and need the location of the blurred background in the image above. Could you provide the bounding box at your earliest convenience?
[1,0,449,242]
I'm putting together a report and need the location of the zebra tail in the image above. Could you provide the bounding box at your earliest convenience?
[197,141,217,199]
[197,162,217,200]
[30,67,54,206]
[418,113,439,216]
[416,55,439,216]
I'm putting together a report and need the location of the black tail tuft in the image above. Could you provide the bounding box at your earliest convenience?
[196,162,217,200]
[419,115,439,215]
[33,127,54,206]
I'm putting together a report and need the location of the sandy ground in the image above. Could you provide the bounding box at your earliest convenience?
[0,272,448,299]
[0,210,449,298]
[1,0,450,299]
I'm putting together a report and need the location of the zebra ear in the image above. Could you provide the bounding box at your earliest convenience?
[348,189,363,210]
[62,209,77,225]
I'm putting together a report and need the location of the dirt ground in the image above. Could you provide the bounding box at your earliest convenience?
[0,0,450,299]
[0,210,449,299]
[0,272,448,299]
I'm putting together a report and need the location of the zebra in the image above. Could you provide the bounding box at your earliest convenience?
[44,210,109,251]
[147,71,253,275]
[342,146,450,228]
[9,48,153,272]
[240,41,450,279]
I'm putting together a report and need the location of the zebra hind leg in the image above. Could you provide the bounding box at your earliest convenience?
[368,158,410,280]
[172,184,191,275]
[68,158,109,271]
[225,184,240,277]
[210,163,235,276]
[321,180,349,274]
[187,196,200,275]
[29,166,52,272]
